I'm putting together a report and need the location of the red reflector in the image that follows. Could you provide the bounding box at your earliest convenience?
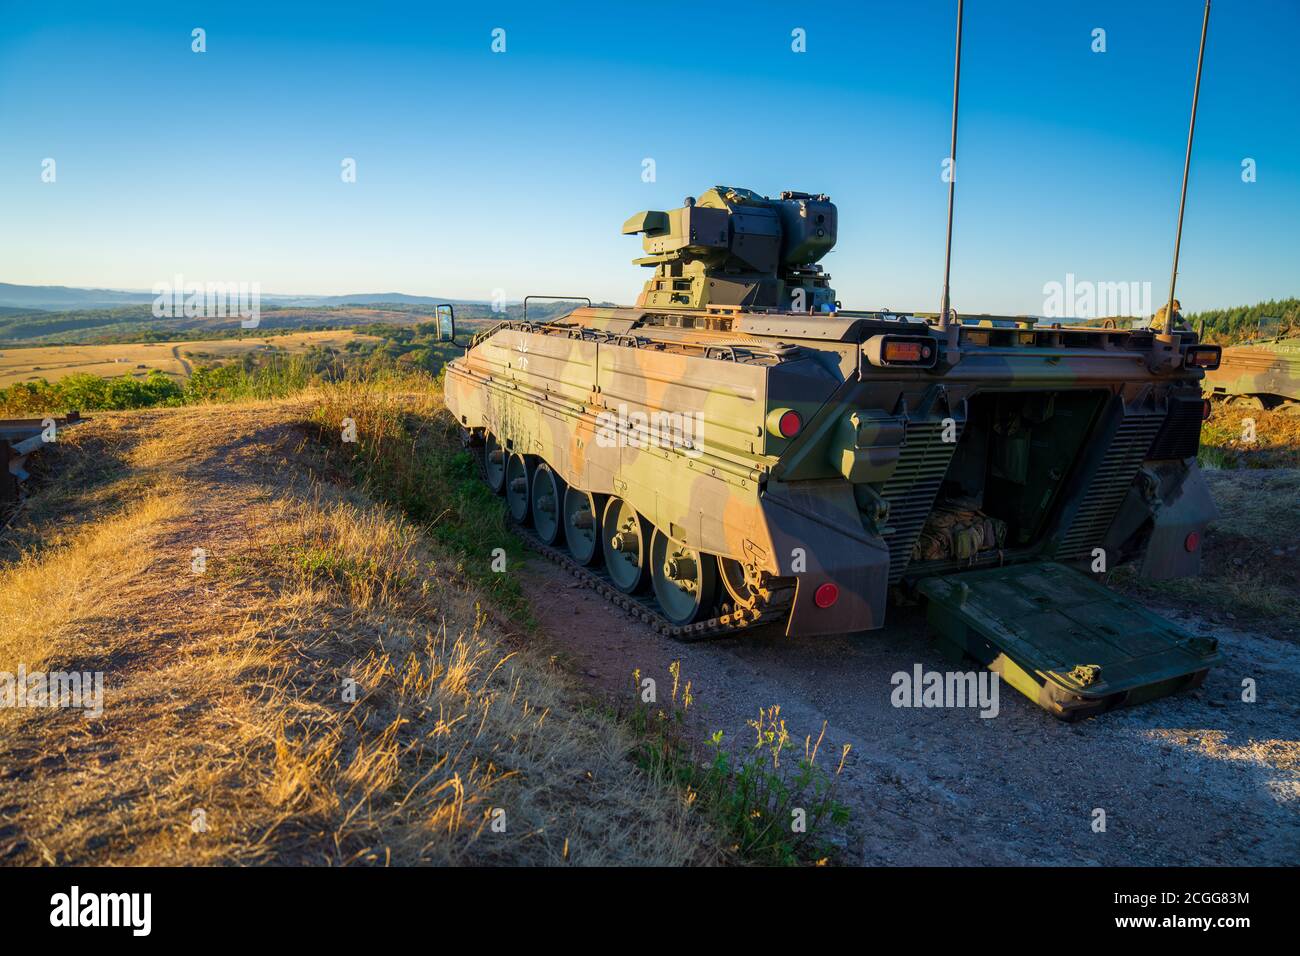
[884,341,925,363]
[1184,531,1200,553]
[813,582,839,608]
[778,410,802,438]
[1201,399,1212,421]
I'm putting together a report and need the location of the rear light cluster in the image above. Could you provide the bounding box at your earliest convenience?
[767,407,803,439]
[1185,531,1201,553]
[1185,345,1222,369]
[883,340,932,363]
[1201,398,1213,421]
[778,409,802,438]
[864,334,939,369]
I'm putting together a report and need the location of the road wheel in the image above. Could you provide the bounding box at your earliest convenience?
[1227,395,1265,411]
[601,497,650,594]
[650,528,718,626]
[562,488,605,566]
[484,433,507,495]
[505,453,535,524]
[530,463,566,545]
[719,557,756,609]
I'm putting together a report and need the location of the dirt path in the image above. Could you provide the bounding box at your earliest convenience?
[170,345,193,377]
[0,403,719,866]
[520,565,1300,865]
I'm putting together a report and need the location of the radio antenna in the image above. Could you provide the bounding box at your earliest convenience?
[938,0,963,336]
[1163,0,1211,334]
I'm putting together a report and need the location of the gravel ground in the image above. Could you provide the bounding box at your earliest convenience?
[522,569,1300,866]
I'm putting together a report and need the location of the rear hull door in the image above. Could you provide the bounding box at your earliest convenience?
[918,562,1222,720]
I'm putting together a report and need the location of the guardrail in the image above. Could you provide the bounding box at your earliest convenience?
[1,412,86,506]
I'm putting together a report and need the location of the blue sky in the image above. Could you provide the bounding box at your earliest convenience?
[0,0,1295,314]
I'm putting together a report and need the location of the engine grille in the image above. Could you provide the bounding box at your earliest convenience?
[880,420,964,583]
[1056,411,1165,560]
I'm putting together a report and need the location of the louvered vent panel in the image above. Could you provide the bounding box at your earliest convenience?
[1056,412,1165,560]
[880,421,964,583]
[1147,396,1205,460]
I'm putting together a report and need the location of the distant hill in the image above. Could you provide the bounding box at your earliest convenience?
[0,283,157,310]
[0,283,502,313]
[275,292,489,308]
[0,301,598,345]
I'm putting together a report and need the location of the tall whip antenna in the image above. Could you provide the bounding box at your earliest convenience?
[938,0,963,334]
[1164,0,1211,333]
[935,0,967,335]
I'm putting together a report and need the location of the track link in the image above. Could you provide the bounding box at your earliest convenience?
[469,437,788,641]
[510,519,787,642]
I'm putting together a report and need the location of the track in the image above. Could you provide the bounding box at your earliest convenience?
[510,518,788,641]
[470,440,789,641]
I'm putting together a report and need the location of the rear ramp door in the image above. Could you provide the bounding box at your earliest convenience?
[917,562,1222,720]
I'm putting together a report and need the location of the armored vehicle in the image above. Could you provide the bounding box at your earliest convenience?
[441,187,1225,720]
[1203,317,1300,414]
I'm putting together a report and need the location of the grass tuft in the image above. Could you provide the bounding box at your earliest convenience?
[1199,404,1300,470]
[305,374,533,627]
[623,662,851,865]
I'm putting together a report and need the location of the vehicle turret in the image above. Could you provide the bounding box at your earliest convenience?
[622,186,837,313]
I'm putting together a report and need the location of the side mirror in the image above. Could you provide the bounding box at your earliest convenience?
[435,304,456,342]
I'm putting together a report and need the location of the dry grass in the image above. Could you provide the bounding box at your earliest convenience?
[1200,403,1300,469]
[1114,467,1300,640]
[1112,403,1300,638]
[305,376,534,622]
[0,396,716,865]
[0,493,184,675]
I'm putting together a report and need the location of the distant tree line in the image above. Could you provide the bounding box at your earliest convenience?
[346,323,463,376]
[1182,298,1299,344]
[0,350,329,414]
[0,338,447,415]
[1084,297,1297,342]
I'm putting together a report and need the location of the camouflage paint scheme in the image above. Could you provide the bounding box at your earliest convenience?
[443,187,1223,718]
[1203,334,1300,414]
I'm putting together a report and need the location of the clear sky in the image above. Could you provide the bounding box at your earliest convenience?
[1,0,1295,315]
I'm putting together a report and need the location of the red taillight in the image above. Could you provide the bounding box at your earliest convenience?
[813,582,839,608]
[884,341,925,362]
[1184,531,1200,553]
[1201,399,1212,421]
[778,410,802,438]
[867,334,938,368]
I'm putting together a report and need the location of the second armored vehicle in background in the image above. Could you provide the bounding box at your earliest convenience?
[1204,315,1300,414]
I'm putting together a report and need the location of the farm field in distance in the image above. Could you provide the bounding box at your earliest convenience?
[0,329,379,387]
